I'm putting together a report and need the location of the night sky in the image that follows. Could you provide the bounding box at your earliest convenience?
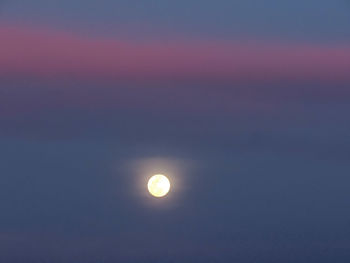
[1,1,350,262]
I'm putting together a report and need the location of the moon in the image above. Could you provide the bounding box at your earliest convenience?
[147,174,170,197]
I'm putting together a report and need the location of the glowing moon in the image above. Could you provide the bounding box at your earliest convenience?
[147,174,170,197]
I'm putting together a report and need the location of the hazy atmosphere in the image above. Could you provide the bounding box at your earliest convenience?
[0,1,350,262]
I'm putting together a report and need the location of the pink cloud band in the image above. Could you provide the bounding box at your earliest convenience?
[1,25,350,83]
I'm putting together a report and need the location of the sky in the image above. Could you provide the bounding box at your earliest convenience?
[0,1,350,262]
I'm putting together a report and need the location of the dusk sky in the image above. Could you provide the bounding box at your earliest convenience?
[1,1,350,262]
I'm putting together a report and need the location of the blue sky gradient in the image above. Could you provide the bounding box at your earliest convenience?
[0,1,350,262]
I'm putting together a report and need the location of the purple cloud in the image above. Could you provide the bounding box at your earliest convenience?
[1,25,349,83]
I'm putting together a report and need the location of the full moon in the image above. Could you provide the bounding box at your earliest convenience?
[147,174,170,197]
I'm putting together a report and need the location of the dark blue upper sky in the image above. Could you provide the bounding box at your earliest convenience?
[0,1,350,263]
[1,0,350,41]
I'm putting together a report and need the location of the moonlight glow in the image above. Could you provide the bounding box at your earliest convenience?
[147,174,170,197]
